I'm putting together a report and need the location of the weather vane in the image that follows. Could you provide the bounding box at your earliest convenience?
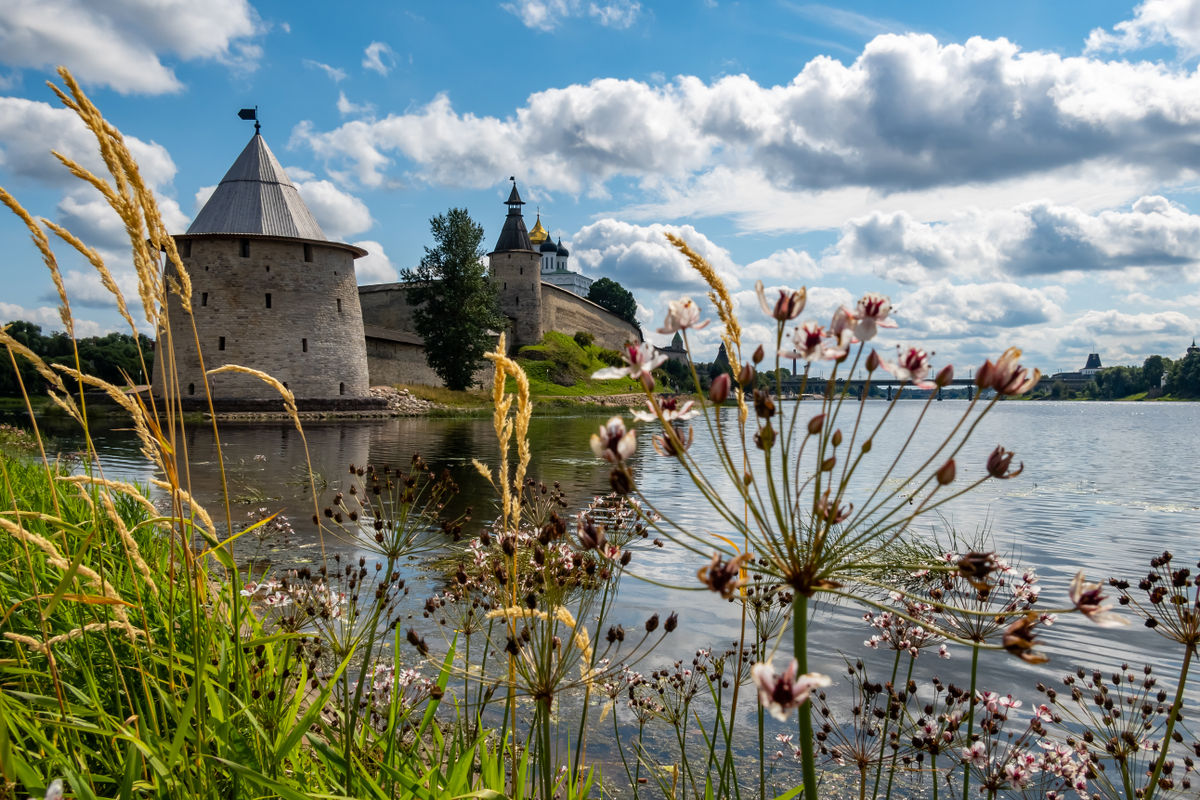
[238,106,260,134]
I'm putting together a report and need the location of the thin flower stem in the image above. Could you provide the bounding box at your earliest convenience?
[794,592,819,800]
[870,647,904,800]
[962,644,981,800]
[1143,642,1194,800]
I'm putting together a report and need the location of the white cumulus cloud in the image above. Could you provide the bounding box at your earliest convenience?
[0,0,263,94]
[502,0,641,30]
[352,240,398,284]
[1086,0,1200,58]
[293,31,1200,219]
[362,41,396,76]
[304,59,346,82]
[294,180,373,241]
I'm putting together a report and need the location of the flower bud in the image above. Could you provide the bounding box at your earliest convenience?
[935,364,954,387]
[610,465,635,495]
[664,612,679,632]
[936,459,956,485]
[645,613,660,633]
[866,350,881,372]
[807,414,825,435]
[821,456,836,472]
[709,373,731,403]
[753,388,775,418]
[620,549,633,566]
[986,446,1023,479]
[861,439,872,453]
[832,429,843,447]
[755,423,776,450]
[753,344,765,364]
[738,362,755,386]
[743,470,753,486]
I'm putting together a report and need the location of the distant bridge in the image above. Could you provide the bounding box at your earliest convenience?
[776,376,983,400]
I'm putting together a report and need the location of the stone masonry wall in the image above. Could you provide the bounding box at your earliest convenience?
[540,284,642,350]
[490,249,543,349]
[155,236,372,404]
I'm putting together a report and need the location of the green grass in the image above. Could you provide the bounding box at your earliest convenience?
[512,331,640,398]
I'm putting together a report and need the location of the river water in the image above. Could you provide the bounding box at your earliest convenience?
[19,399,1200,792]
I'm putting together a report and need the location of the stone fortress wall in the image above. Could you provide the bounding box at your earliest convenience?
[159,236,372,407]
[540,284,641,351]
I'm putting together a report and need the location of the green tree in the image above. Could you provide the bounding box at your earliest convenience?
[1167,350,1200,397]
[587,277,639,327]
[402,208,503,391]
[1143,355,1170,390]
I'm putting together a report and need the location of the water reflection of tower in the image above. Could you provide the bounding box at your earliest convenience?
[179,422,371,535]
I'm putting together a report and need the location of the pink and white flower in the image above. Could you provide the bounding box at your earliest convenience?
[781,321,837,361]
[657,298,709,334]
[631,395,699,423]
[756,280,806,321]
[1068,571,1128,628]
[878,346,935,389]
[963,740,988,768]
[592,342,667,390]
[590,417,637,463]
[853,293,896,341]
[750,659,832,721]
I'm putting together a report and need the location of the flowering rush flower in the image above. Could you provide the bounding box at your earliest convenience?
[1068,571,1127,627]
[976,347,1041,396]
[631,394,699,423]
[751,659,832,721]
[878,346,935,389]
[657,297,709,334]
[590,417,636,463]
[853,293,896,341]
[781,321,839,362]
[592,342,667,390]
[756,280,806,321]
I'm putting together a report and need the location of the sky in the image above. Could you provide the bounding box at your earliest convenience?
[2,0,1200,375]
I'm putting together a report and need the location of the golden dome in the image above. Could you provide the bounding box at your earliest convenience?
[529,212,549,244]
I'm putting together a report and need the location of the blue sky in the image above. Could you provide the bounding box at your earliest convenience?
[2,0,1200,375]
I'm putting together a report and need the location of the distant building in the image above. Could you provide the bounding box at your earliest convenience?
[529,212,594,298]
[154,131,379,411]
[1188,339,1199,358]
[657,331,688,364]
[358,181,641,385]
[1046,352,1104,388]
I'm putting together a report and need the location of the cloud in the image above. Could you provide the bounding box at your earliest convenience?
[57,189,186,251]
[744,248,822,283]
[502,0,641,30]
[293,180,373,240]
[571,219,737,291]
[0,97,177,189]
[55,267,143,311]
[0,301,105,336]
[336,91,375,117]
[894,281,1063,338]
[293,32,1200,209]
[193,185,217,215]
[832,196,1200,283]
[1086,0,1200,58]
[352,240,399,284]
[362,41,396,75]
[304,59,346,82]
[0,0,263,94]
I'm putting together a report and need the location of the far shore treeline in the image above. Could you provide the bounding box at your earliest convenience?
[2,316,1199,400]
[0,320,153,398]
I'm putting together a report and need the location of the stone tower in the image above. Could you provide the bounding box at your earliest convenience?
[154,132,376,410]
[488,181,543,349]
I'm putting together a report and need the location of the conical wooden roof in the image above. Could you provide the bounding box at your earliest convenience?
[188,134,327,240]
